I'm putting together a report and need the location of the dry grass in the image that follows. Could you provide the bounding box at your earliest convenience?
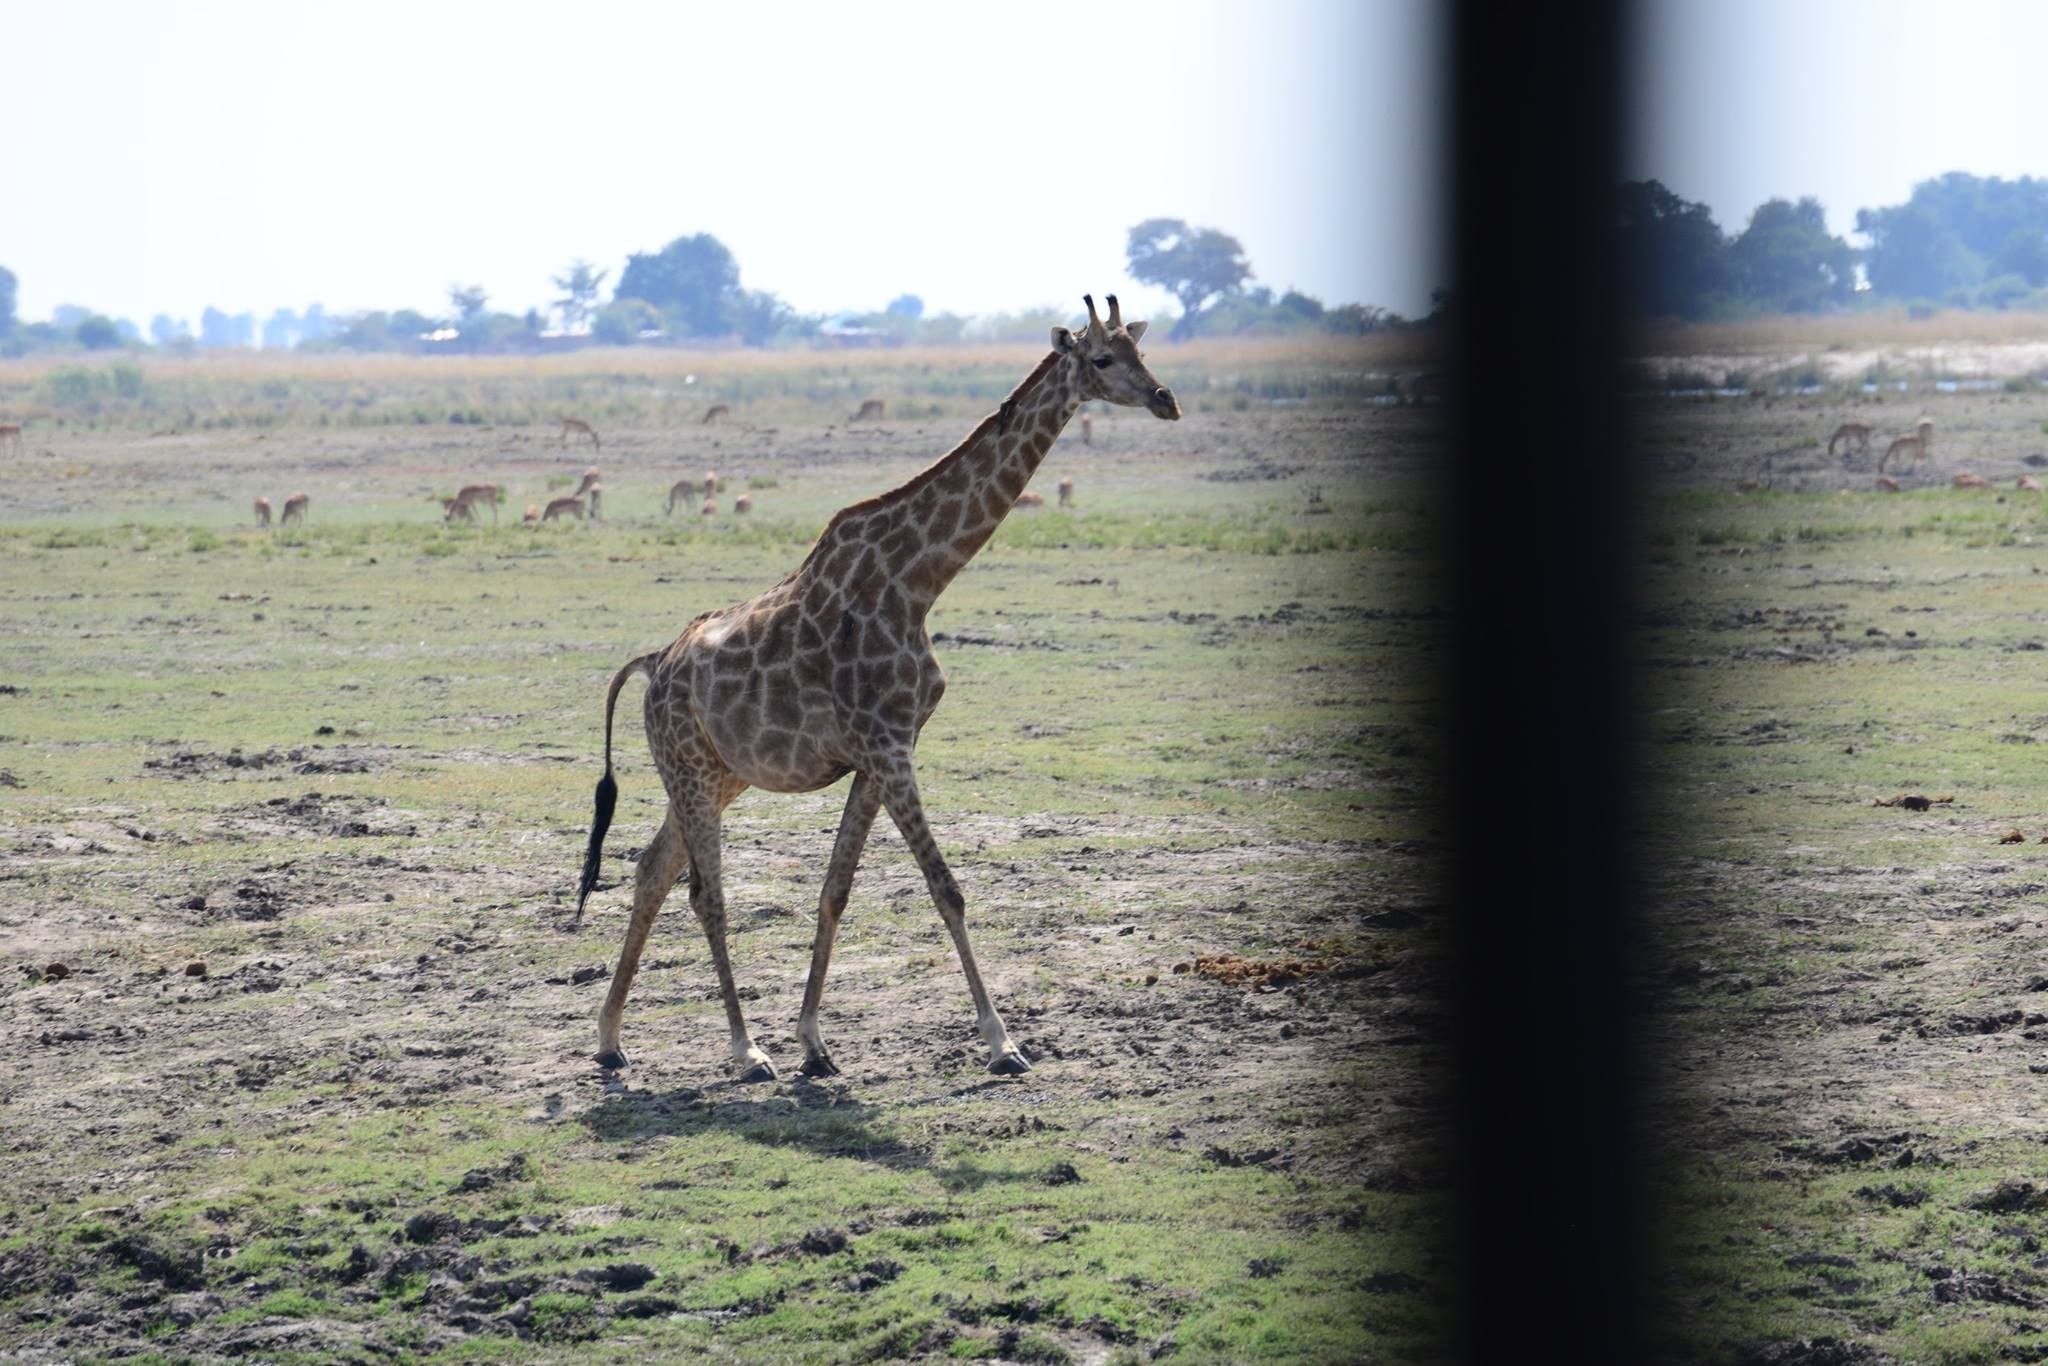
[1638,309,2048,355]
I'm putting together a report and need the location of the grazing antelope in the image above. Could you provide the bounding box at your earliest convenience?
[851,399,885,422]
[442,496,479,524]
[2020,475,2043,492]
[0,423,22,453]
[523,503,541,523]
[454,482,503,523]
[1827,422,1873,459]
[1056,476,1074,507]
[703,470,719,498]
[542,495,585,521]
[1876,475,1901,492]
[574,467,602,498]
[666,478,696,514]
[253,496,272,528]
[700,496,718,518]
[573,291,1179,1079]
[1953,471,1991,489]
[279,492,309,526]
[702,403,730,424]
[1880,420,1934,473]
[734,493,753,515]
[561,417,600,450]
[1016,489,1046,508]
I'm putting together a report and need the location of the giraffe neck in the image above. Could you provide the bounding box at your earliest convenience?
[892,352,1084,613]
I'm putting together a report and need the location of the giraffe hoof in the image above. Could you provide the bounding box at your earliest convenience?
[595,1049,628,1070]
[738,1060,779,1084]
[988,1050,1033,1076]
[799,1053,840,1078]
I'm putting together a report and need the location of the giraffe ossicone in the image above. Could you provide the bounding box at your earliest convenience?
[574,295,1178,1080]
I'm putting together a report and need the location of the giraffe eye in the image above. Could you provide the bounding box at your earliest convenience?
[1091,356,1113,369]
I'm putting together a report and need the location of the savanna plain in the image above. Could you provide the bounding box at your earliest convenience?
[1638,353,2048,1364]
[0,338,1442,1362]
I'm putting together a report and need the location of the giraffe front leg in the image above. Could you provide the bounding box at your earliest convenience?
[678,807,778,1082]
[875,759,1030,1076]
[595,812,688,1069]
[797,774,882,1077]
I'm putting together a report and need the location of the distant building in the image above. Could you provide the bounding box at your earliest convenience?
[818,311,886,348]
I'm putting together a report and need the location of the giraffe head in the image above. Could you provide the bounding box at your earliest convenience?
[1053,294,1179,419]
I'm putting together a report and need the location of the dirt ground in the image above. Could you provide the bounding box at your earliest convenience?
[1638,387,2048,1363]
[0,363,1443,1362]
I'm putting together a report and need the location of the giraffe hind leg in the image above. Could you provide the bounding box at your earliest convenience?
[595,810,689,1069]
[675,797,778,1082]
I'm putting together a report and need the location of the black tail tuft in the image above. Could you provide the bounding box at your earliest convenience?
[575,769,618,924]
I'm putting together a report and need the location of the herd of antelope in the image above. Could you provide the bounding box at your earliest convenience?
[1819,415,2040,491]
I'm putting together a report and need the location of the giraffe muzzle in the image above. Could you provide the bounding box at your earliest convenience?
[1150,387,1181,420]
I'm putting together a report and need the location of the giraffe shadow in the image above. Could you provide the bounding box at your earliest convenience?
[575,1078,928,1171]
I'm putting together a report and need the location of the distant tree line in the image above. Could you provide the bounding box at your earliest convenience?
[1622,171,2048,319]
[0,219,1420,357]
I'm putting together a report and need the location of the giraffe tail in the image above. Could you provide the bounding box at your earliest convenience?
[574,651,658,925]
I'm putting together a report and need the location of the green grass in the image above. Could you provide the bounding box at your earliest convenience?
[0,377,1435,1360]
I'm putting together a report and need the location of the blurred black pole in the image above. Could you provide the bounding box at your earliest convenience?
[1444,0,1643,1358]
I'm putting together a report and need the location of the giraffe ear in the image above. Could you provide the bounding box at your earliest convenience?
[1125,320,1148,343]
[1051,326,1077,353]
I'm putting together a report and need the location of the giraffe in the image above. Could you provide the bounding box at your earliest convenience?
[562,418,600,450]
[0,423,23,453]
[1057,476,1074,507]
[851,399,885,422]
[703,403,730,425]
[542,494,585,521]
[574,294,1177,1080]
[253,496,272,528]
[279,491,309,526]
[735,493,753,516]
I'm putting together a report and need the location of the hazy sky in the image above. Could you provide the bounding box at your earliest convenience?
[1,0,1439,330]
[1634,0,2048,243]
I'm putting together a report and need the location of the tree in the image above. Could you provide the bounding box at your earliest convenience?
[886,294,923,319]
[200,307,235,348]
[1125,218,1252,337]
[1728,198,1853,313]
[615,234,741,337]
[0,265,15,337]
[447,285,488,324]
[551,260,608,333]
[75,316,121,350]
[262,308,300,349]
[592,298,663,345]
[1993,228,2048,287]
[1616,180,1729,319]
[1857,201,1976,300]
[150,315,188,346]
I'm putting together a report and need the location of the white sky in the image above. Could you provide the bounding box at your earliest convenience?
[1,0,1442,329]
[1634,0,2048,244]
